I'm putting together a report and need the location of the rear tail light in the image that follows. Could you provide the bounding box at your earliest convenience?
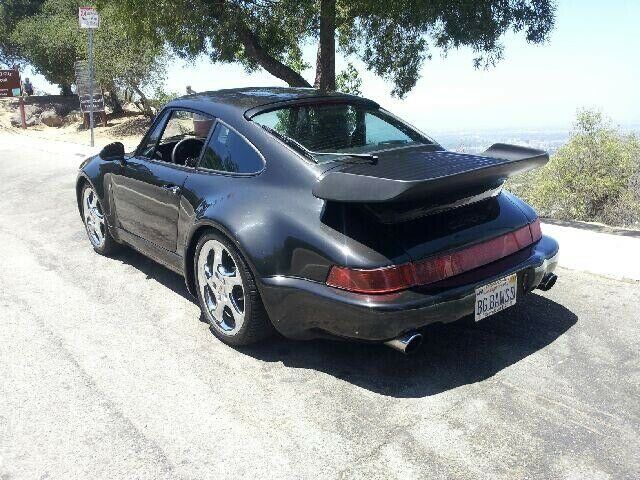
[529,218,542,242]
[326,264,415,294]
[326,219,542,294]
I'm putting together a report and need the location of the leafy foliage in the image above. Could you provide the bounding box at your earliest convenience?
[0,0,46,66]
[8,0,79,90]
[148,86,179,112]
[509,110,640,227]
[335,62,362,96]
[99,0,556,97]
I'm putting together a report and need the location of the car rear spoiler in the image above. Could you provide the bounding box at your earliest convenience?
[312,143,548,204]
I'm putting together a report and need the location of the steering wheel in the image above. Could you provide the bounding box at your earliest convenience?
[172,137,204,166]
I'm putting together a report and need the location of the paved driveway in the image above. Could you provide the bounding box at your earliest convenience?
[0,132,638,479]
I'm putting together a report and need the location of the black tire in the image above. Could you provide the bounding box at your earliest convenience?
[81,183,119,256]
[194,231,274,346]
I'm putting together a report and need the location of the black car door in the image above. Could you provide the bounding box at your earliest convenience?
[112,109,214,252]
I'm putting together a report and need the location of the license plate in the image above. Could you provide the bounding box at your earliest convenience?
[474,273,517,321]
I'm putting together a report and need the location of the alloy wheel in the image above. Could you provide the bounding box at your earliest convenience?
[83,187,106,248]
[197,239,246,335]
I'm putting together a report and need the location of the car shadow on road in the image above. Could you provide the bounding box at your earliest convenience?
[113,247,194,302]
[239,293,577,398]
[109,248,577,398]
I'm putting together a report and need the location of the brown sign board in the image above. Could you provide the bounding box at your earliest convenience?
[0,70,21,98]
[79,94,105,113]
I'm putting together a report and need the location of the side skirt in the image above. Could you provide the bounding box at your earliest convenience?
[115,227,184,276]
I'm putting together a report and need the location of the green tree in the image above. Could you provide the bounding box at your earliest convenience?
[2,0,167,107]
[513,110,640,227]
[99,0,556,97]
[8,0,79,93]
[0,0,46,66]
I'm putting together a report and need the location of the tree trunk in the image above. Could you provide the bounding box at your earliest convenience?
[108,88,124,115]
[131,84,154,118]
[237,24,311,88]
[314,0,336,91]
[60,83,72,95]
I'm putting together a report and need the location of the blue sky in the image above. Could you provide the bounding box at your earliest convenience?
[28,0,640,132]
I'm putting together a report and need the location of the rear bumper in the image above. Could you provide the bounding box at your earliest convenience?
[259,235,559,342]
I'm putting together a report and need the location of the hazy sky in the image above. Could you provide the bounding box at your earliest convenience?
[27,0,640,133]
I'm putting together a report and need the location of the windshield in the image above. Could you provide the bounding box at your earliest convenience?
[251,103,430,162]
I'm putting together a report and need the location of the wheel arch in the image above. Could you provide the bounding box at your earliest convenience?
[75,174,93,219]
[183,220,262,298]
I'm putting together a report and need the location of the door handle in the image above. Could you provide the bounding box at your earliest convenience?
[163,184,181,196]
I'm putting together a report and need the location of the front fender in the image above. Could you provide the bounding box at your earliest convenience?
[76,155,120,230]
[75,171,94,219]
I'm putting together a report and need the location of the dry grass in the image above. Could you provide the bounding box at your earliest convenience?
[0,99,147,150]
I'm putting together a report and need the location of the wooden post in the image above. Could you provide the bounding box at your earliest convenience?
[19,95,27,129]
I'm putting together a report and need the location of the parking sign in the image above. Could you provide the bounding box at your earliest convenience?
[79,7,100,29]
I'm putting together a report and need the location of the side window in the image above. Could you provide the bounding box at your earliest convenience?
[200,123,264,174]
[139,109,214,166]
[138,110,170,158]
[154,110,214,166]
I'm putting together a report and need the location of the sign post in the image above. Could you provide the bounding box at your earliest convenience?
[19,96,27,129]
[0,68,26,128]
[79,7,100,147]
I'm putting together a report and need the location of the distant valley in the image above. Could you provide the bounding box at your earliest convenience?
[431,126,640,155]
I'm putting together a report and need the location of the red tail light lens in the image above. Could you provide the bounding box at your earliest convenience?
[529,218,542,242]
[326,263,415,294]
[326,219,542,294]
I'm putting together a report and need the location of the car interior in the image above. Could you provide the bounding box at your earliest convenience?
[146,111,214,167]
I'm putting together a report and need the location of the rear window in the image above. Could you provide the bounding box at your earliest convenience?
[252,103,429,162]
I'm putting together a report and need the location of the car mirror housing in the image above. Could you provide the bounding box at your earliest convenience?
[99,142,125,161]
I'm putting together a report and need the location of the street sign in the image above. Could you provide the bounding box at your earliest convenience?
[0,70,21,98]
[79,94,105,113]
[74,60,104,112]
[79,6,100,29]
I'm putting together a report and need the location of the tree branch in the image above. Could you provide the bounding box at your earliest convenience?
[131,84,154,117]
[237,24,311,88]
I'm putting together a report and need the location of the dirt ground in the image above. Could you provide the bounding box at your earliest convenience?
[0,98,147,150]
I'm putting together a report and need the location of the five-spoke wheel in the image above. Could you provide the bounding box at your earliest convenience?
[83,186,106,248]
[198,239,246,335]
[194,232,273,345]
[81,184,118,255]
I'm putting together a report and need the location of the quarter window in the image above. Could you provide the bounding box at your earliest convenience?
[200,123,264,174]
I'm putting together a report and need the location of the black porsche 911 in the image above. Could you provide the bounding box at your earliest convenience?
[77,87,558,353]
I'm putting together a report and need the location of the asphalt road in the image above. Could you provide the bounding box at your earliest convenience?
[1,132,639,479]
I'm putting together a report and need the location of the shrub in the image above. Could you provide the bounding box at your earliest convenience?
[149,86,179,112]
[509,110,640,228]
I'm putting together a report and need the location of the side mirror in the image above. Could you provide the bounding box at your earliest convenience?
[99,142,125,161]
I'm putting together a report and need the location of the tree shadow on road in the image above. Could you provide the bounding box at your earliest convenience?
[238,293,577,398]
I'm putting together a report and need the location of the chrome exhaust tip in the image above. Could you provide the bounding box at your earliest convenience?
[384,331,423,355]
[537,272,558,291]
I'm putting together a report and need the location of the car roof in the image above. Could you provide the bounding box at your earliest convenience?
[165,87,379,123]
